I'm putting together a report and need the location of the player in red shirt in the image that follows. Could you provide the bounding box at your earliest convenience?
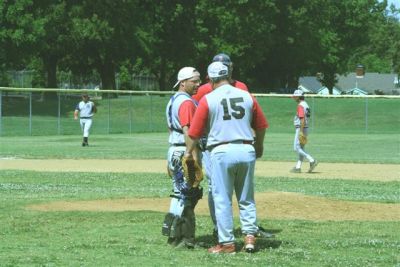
[291,89,318,173]
[192,53,248,102]
[184,62,268,254]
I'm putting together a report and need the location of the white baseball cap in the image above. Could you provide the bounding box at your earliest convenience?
[292,89,304,97]
[173,67,199,88]
[207,61,229,79]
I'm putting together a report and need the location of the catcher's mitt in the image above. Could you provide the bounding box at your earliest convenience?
[299,132,307,146]
[182,157,203,188]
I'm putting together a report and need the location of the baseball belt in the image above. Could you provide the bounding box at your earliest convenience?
[207,140,253,152]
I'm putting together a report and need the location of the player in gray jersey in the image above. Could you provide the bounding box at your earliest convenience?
[291,90,318,173]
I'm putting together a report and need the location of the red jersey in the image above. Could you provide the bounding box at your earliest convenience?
[192,80,248,102]
[178,100,196,128]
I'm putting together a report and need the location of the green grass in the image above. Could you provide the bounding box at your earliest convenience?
[1,132,399,163]
[1,170,398,204]
[1,95,399,266]
[2,95,399,136]
[0,170,399,267]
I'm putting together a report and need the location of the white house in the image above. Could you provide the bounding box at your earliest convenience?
[346,88,368,95]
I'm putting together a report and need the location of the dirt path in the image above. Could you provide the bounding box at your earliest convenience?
[1,159,399,181]
[27,192,400,222]
[2,158,399,221]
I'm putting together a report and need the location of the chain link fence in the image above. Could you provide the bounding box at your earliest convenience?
[0,87,399,136]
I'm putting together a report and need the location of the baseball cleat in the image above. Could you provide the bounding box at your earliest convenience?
[308,160,318,173]
[290,167,301,173]
[208,243,236,254]
[256,226,275,238]
[243,235,256,253]
[174,239,195,249]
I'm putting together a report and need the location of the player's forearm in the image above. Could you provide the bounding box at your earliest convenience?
[183,127,198,158]
[300,118,305,132]
[254,128,266,158]
[74,111,79,119]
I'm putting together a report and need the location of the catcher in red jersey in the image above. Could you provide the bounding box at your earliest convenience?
[185,62,268,253]
[162,67,203,249]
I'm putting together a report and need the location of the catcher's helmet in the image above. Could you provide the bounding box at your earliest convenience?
[212,53,232,66]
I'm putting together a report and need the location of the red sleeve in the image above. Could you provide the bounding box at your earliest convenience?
[297,105,305,118]
[192,83,212,102]
[251,96,268,130]
[232,80,249,91]
[188,98,209,138]
[178,100,196,127]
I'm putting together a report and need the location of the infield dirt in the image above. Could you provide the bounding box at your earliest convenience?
[2,159,398,221]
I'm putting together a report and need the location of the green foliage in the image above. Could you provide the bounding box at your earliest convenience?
[117,61,134,90]
[1,1,399,92]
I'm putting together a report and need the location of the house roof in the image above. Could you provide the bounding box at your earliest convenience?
[316,87,342,95]
[346,88,368,95]
[298,76,340,93]
[298,76,324,93]
[336,73,398,94]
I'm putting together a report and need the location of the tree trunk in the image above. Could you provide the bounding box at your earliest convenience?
[158,56,167,91]
[42,55,58,100]
[97,57,117,98]
[323,72,337,94]
[46,56,58,88]
[99,63,115,90]
[287,73,299,89]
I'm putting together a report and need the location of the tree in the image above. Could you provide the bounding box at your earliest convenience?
[68,0,143,90]
[136,0,200,91]
[0,0,45,74]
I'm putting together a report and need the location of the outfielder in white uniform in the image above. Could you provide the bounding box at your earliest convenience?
[291,89,318,173]
[74,94,96,146]
[185,62,268,254]
[162,67,203,249]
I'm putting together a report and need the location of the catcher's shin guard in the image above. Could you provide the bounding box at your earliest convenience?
[180,207,196,243]
[170,215,184,239]
[187,187,203,207]
[162,213,176,236]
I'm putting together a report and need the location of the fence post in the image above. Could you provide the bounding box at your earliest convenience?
[0,90,2,136]
[149,94,153,131]
[57,92,61,135]
[29,92,32,135]
[129,93,132,134]
[311,96,315,132]
[108,94,111,134]
[365,97,368,134]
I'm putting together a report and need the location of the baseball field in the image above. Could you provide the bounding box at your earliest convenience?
[0,131,399,266]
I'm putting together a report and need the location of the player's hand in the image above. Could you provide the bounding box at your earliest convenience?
[254,144,264,158]
[184,151,194,161]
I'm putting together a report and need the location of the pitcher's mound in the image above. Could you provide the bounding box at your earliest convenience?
[27,191,400,221]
